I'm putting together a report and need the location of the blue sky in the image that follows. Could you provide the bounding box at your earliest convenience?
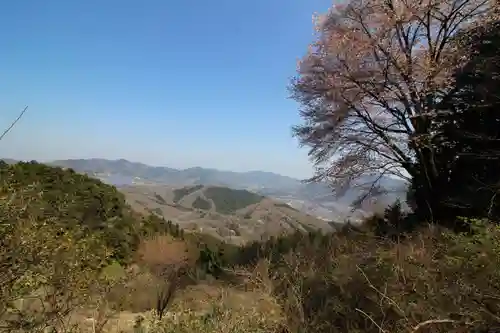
[0,0,331,179]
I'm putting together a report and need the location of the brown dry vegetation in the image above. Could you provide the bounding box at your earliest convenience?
[264,221,500,333]
[7,216,500,333]
[3,163,500,333]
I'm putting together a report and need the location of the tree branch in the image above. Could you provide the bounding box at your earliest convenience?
[0,106,28,142]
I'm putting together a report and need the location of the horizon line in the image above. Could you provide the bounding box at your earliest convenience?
[1,156,307,181]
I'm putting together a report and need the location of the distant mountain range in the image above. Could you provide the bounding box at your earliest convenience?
[0,158,18,165]
[2,157,408,221]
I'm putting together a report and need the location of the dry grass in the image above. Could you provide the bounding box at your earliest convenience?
[69,283,284,333]
[141,285,284,333]
[264,222,500,333]
[134,235,196,320]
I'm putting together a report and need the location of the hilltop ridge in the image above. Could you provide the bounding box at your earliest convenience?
[121,184,334,244]
[44,158,407,221]
[49,158,303,189]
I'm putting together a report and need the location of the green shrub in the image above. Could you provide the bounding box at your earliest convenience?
[192,197,211,210]
[204,187,263,214]
[0,161,141,263]
[0,190,112,332]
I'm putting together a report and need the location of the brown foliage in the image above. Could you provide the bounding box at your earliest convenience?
[267,220,500,333]
[137,235,191,273]
[291,0,497,200]
[136,235,194,319]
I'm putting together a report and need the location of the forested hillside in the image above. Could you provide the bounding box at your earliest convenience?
[121,184,333,244]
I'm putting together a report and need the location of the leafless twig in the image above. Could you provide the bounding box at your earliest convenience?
[410,319,458,333]
[355,308,387,333]
[0,106,28,142]
[356,264,409,322]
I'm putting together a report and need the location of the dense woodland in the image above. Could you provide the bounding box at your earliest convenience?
[2,1,500,332]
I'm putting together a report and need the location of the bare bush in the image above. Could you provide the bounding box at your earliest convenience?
[136,235,194,319]
[267,219,500,333]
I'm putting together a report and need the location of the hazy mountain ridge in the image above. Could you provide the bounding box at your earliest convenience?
[3,158,408,221]
[50,158,303,189]
[0,158,20,165]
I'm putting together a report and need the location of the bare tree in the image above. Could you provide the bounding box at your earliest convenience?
[291,0,496,211]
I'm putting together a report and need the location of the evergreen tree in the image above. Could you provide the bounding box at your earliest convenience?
[420,19,500,222]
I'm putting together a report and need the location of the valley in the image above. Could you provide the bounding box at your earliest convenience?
[120,184,335,244]
[47,158,407,222]
[0,157,407,243]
